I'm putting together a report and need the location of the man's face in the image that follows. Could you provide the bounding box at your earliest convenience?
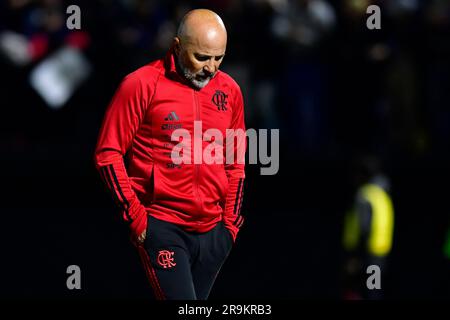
[175,35,226,89]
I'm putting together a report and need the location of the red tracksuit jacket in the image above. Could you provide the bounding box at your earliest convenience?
[94,48,246,243]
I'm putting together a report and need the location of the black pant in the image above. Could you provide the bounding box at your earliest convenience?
[137,215,233,300]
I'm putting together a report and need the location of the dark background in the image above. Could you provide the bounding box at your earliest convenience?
[1,0,449,300]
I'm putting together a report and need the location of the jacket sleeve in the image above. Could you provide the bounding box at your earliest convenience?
[94,73,152,243]
[223,85,246,242]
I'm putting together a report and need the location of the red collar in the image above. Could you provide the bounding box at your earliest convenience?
[164,46,189,85]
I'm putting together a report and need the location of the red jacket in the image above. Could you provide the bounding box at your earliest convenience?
[94,49,246,243]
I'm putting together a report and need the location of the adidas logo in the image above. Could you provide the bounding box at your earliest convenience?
[164,111,179,121]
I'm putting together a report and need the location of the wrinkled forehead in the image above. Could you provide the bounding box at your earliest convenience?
[182,26,227,55]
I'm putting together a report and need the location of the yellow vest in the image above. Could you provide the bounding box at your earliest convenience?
[343,184,394,257]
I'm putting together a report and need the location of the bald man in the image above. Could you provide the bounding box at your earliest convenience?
[94,9,246,299]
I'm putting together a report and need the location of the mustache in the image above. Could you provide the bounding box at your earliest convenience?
[196,71,214,79]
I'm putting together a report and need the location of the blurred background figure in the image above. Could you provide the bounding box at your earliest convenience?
[341,154,394,300]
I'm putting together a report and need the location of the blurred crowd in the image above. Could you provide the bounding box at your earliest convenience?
[2,0,450,161]
[1,0,449,157]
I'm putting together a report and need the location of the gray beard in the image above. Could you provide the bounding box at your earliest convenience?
[177,56,213,89]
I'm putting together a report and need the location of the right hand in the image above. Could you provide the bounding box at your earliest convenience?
[129,212,148,247]
[136,229,146,245]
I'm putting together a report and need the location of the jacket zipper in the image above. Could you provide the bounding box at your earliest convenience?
[193,90,202,213]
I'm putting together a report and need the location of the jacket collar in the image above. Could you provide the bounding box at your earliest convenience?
[164,46,191,86]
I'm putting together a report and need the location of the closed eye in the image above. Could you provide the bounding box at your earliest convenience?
[195,54,225,62]
[195,54,209,62]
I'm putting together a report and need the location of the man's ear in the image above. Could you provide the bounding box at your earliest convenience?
[173,37,181,55]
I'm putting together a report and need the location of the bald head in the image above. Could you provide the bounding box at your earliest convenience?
[177,9,227,48]
[173,9,227,89]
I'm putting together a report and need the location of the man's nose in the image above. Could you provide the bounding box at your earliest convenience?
[203,60,215,74]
